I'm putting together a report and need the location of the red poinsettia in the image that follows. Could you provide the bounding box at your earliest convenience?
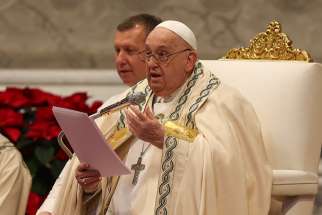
[1,127,22,142]
[26,121,61,141]
[63,92,89,112]
[89,100,103,114]
[23,88,62,106]
[0,87,30,108]
[0,108,24,142]
[34,107,56,122]
[55,148,70,161]
[0,108,24,127]
[26,192,45,215]
[0,87,103,215]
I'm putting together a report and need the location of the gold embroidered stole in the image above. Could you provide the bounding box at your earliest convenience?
[99,80,153,214]
[154,61,220,215]
[99,61,221,214]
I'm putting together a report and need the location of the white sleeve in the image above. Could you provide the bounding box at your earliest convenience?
[36,160,71,214]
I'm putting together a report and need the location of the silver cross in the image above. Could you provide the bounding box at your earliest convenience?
[131,156,145,185]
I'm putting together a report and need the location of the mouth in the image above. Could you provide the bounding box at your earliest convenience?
[118,69,131,75]
[150,73,162,79]
[149,69,162,80]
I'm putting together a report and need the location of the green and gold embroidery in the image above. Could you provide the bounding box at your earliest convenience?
[186,74,220,129]
[164,121,198,142]
[155,61,221,214]
[111,80,152,149]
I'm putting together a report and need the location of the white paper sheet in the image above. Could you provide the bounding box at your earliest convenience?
[53,106,130,176]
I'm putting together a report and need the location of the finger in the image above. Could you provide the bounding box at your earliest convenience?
[125,108,137,121]
[125,110,141,128]
[76,167,100,180]
[126,117,140,135]
[84,180,99,188]
[78,175,99,185]
[78,170,101,179]
[75,163,90,178]
[80,175,100,183]
[77,163,90,171]
[129,105,146,121]
[84,176,101,185]
[144,107,154,120]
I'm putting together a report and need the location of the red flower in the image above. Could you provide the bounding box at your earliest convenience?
[26,192,45,215]
[55,148,69,161]
[52,99,75,109]
[63,92,89,112]
[0,87,104,213]
[26,121,61,141]
[0,108,24,127]
[34,107,55,122]
[0,87,30,108]
[23,88,62,106]
[1,127,21,142]
[89,100,103,114]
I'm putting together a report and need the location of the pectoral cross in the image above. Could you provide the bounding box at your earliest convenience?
[131,156,145,185]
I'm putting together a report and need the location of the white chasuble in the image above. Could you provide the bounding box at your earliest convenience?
[152,62,271,215]
[109,96,178,215]
[44,61,272,215]
[0,134,31,215]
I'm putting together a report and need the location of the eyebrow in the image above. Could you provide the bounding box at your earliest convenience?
[145,44,173,51]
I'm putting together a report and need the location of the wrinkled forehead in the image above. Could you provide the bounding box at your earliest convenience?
[145,27,187,50]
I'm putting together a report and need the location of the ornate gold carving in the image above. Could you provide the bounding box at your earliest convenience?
[224,21,312,62]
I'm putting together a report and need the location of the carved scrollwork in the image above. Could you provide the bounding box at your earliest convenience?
[224,21,312,62]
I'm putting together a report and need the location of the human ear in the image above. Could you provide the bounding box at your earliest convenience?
[185,51,198,72]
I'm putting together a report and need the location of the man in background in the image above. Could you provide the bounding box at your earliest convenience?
[36,13,162,215]
[114,14,161,86]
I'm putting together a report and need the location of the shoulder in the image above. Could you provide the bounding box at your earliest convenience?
[98,89,130,111]
[210,83,249,105]
[0,140,24,172]
[202,82,255,117]
[98,79,149,111]
[134,79,149,89]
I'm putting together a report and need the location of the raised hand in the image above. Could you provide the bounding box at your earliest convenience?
[125,106,164,149]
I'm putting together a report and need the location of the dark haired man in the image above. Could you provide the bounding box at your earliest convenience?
[115,14,162,86]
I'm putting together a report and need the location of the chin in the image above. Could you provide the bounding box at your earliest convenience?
[152,89,168,97]
[150,86,162,96]
[148,81,167,96]
[120,77,135,86]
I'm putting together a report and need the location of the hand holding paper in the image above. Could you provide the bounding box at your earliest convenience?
[53,106,130,177]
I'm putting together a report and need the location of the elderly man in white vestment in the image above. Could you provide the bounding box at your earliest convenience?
[41,20,272,215]
[36,14,162,215]
[0,133,31,215]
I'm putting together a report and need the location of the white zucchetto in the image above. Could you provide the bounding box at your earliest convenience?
[155,20,197,50]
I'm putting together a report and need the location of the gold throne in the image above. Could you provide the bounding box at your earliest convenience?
[202,21,322,215]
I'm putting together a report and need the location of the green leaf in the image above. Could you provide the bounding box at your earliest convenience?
[35,145,55,166]
[50,160,67,178]
[15,138,33,150]
[25,157,40,177]
[32,174,52,195]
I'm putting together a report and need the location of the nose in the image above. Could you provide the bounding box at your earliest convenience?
[115,50,128,66]
[147,55,159,69]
